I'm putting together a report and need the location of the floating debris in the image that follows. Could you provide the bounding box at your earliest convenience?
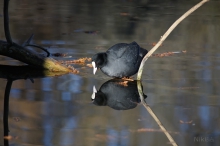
[13,117,21,122]
[52,53,67,57]
[4,135,18,140]
[176,87,200,90]
[86,63,93,68]
[151,50,187,57]
[95,134,116,141]
[117,81,128,86]
[84,31,99,34]
[66,65,79,74]
[121,77,134,81]
[132,128,179,134]
[63,57,92,64]
[151,52,174,57]
[120,12,130,16]
[179,120,193,124]
[152,43,163,46]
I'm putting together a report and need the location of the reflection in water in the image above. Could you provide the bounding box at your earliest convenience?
[3,79,12,146]
[0,0,220,145]
[0,65,67,146]
[91,79,147,110]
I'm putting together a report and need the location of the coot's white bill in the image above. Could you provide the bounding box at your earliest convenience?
[91,85,97,99]
[92,61,97,75]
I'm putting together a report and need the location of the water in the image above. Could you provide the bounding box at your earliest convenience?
[0,0,220,146]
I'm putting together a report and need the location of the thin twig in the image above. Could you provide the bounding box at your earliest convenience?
[3,0,13,45]
[23,34,50,57]
[137,0,209,80]
[23,34,34,47]
[137,81,178,146]
[26,44,50,57]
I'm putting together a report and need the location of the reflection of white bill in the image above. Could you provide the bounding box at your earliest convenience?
[91,85,97,99]
[92,61,97,75]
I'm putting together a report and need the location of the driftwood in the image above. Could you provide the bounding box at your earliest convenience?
[0,40,74,72]
[0,0,74,73]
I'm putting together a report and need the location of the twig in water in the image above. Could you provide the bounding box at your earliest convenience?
[137,81,178,146]
[137,0,209,80]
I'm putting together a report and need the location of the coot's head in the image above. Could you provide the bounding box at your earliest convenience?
[91,53,107,74]
[91,86,107,106]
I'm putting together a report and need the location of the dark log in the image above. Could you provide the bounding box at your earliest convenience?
[0,40,73,72]
[1,0,74,73]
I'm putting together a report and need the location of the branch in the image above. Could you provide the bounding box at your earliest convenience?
[0,40,73,72]
[1,1,72,72]
[23,34,50,57]
[27,44,50,57]
[3,0,13,45]
[137,0,209,80]
[137,81,178,146]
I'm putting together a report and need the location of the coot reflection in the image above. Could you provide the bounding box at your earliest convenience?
[91,79,147,110]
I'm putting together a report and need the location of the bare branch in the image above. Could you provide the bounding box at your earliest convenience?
[137,81,178,146]
[3,0,13,45]
[137,0,209,80]
[23,34,50,57]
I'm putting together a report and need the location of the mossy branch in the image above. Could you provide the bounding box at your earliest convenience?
[137,0,209,80]
[0,0,73,73]
[0,41,72,72]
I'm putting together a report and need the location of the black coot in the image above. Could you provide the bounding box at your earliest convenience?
[91,79,147,110]
[92,41,148,78]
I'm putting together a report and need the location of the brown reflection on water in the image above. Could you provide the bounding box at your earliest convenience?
[0,0,220,146]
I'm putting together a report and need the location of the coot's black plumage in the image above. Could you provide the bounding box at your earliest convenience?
[92,41,148,78]
[91,79,147,110]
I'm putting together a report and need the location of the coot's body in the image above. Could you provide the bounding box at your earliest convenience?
[92,42,148,78]
[91,79,147,110]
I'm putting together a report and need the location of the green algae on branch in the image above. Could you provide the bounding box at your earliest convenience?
[0,0,76,74]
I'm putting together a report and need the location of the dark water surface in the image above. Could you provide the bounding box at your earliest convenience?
[0,0,220,146]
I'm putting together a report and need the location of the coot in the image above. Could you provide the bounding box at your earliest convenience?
[91,79,147,110]
[92,41,148,78]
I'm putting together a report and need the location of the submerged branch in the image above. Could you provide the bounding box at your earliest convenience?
[137,81,178,146]
[137,0,209,80]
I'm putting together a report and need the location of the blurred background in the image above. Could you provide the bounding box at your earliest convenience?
[0,0,220,145]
